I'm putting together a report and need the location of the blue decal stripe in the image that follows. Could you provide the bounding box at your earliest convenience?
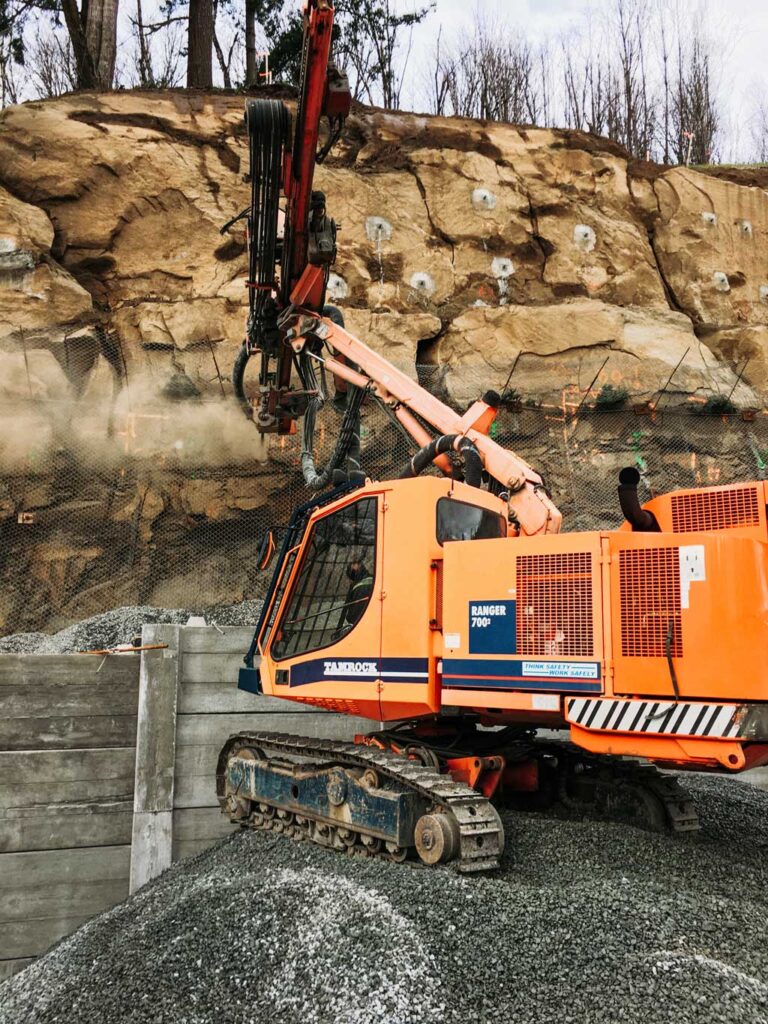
[443,678,601,694]
[443,658,601,681]
[290,657,428,687]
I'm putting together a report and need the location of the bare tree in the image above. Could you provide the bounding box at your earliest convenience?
[211,0,241,88]
[748,90,768,163]
[337,14,378,102]
[562,26,612,136]
[336,0,432,109]
[429,17,544,125]
[560,0,658,157]
[133,0,154,86]
[672,32,718,164]
[531,41,552,126]
[0,35,20,106]
[25,30,77,96]
[656,0,674,163]
[561,10,627,142]
[426,27,452,116]
[126,3,185,88]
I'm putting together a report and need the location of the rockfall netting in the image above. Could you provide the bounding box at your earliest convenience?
[2,362,767,638]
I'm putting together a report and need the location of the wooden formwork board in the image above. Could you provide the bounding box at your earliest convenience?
[0,623,382,977]
[0,747,135,853]
[0,654,139,751]
[0,846,131,959]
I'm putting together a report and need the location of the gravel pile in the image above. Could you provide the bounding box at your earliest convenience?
[0,602,263,654]
[3,774,768,1024]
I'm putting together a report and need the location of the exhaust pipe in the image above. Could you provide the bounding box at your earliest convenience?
[618,467,660,532]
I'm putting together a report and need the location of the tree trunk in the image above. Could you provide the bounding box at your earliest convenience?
[135,0,154,87]
[61,0,118,89]
[84,0,119,88]
[211,0,232,88]
[245,0,257,87]
[187,0,213,88]
[61,0,97,87]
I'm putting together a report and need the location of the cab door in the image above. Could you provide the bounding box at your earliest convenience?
[261,491,384,720]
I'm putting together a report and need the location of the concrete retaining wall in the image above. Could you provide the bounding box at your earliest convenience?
[0,626,378,980]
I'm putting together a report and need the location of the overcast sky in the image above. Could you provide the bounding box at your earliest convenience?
[400,0,768,160]
[87,0,768,162]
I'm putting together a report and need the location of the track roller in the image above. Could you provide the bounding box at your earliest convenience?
[414,812,461,865]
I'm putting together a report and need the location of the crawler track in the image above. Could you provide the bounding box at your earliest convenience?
[217,732,505,873]
[518,739,700,833]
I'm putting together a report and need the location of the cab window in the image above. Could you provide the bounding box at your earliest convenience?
[272,497,377,660]
[436,497,506,545]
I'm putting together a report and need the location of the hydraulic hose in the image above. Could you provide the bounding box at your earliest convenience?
[299,306,366,491]
[232,99,290,413]
[232,341,251,415]
[399,434,483,489]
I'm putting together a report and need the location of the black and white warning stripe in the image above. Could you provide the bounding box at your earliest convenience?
[566,697,741,739]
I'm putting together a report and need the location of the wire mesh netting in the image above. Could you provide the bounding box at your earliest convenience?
[2,360,768,639]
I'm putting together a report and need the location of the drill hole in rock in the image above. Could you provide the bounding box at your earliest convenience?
[364,216,392,243]
[491,257,514,279]
[701,211,717,226]
[471,187,497,211]
[713,271,730,293]
[327,272,348,301]
[573,224,596,252]
[491,258,515,305]
[408,271,436,298]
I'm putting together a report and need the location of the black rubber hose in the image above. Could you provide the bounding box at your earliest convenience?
[618,466,661,532]
[233,100,290,415]
[400,435,483,489]
[232,341,250,413]
[299,306,366,491]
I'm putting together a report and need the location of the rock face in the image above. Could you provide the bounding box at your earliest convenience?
[1,92,767,406]
[437,301,747,408]
[1,90,767,633]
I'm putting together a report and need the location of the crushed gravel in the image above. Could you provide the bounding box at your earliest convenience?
[3,774,768,1024]
[0,602,263,654]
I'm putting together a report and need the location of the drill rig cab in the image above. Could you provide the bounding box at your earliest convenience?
[245,476,509,723]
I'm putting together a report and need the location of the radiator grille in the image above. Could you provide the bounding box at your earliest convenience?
[671,486,760,533]
[516,552,594,657]
[620,547,682,658]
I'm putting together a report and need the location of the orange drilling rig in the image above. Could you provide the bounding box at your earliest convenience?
[217,0,768,872]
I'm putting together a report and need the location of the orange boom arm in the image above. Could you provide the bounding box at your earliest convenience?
[282,307,562,536]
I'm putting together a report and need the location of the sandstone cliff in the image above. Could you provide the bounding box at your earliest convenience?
[1,91,767,633]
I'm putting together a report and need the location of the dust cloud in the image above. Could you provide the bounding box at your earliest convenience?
[0,358,271,476]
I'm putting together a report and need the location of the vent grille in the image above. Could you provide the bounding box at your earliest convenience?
[516,552,594,657]
[294,696,362,715]
[620,548,682,658]
[671,486,760,533]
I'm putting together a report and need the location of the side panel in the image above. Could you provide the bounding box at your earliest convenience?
[609,531,768,701]
[441,532,605,715]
